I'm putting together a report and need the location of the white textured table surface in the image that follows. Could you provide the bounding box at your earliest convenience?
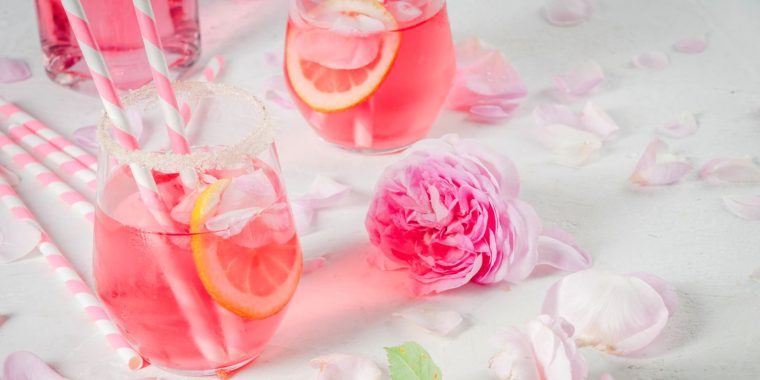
[2,0,760,379]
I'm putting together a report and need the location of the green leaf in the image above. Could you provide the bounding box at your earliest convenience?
[385,341,442,380]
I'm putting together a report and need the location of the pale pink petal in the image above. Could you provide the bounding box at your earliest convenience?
[542,269,676,355]
[386,1,423,23]
[206,206,264,238]
[553,60,605,96]
[750,268,760,282]
[629,139,692,186]
[0,165,20,187]
[468,104,519,122]
[632,51,670,70]
[700,158,760,184]
[657,112,698,139]
[723,194,760,220]
[528,315,587,380]
[170,185,207,225]
[464,51,527,98]
[535,124,603,166]
[629,272,679,315]
[303,256,327,274]
[394,308,464,335]
[296,29,381,70]
[295,175,351,209]
[489,328,542,380]
[532,103,580,127]
[579,101,619,140]
[543,0,594,27]
[310,354,381,380]
[2,351,67,380]
[0,57,32,83]
[292,201,315,232]
[599,374,615,380]
[673,35,708,54]
[536,227,592,273]
[73,125,98,151]
[0,219,42,264]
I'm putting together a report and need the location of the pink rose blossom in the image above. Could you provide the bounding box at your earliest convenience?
[365,136,591,295]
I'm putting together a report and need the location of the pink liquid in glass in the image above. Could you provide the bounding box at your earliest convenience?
[284,1,455,152]
[94,165,301,374]
[35,0,200,91]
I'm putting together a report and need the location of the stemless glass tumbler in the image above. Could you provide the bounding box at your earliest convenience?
[284,0,456,153]
[35,0,200,91]
[93,82,302,375]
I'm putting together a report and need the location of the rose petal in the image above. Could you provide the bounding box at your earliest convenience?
[73,125,99,151]
[292,201,315,232]
[600,374,615,380]
[536,227,592,273]
[295,29,381,70]
[310,354,382,380]
[295,175,351,209]
[394,308,464,335]
[673,35,708,54]
[0,57,32,83]
[700,158,760,184]
[579,101,619,140]
[489,328,542,380]
[553,60,605,96]
[657,112,698,139]
[386,0,423,23]
[447,38,527,112]
[723,194,760,220]
[535,124,603,166]
[543,0,594,27]
[0,165,20,187]
[468,104,519,122]
[303,256,327,274]
[750,268,760,282]
[206,206,264,238]
[0,219,42,264]
[629,139,692,186]
[528,315,587,380]
[170,185,207,225]
[533,103,580,127]
[2,351,67,380]
[632,51,670,70]
[628,272,679,315]
[542,269,676,355]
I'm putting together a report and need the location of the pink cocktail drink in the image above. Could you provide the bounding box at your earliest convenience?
[284,0,455,153]
[35,0,200,91]
[93,82,302,375]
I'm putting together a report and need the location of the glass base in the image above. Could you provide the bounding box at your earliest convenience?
[154,354,258,377]
[321,137,415,156]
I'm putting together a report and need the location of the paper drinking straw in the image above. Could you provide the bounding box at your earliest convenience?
[201,55,225,82]
[0,97,98,172]
[2,123,96,197]
[0,174,143,370]
[132,0,191,155]
[0,132,95,223]
[61,1,227,363]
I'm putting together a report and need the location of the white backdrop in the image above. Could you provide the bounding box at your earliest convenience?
[1,0,759,379]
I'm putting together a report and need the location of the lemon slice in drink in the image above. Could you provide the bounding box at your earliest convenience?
[190,179,302,319]
[285,0,401,113]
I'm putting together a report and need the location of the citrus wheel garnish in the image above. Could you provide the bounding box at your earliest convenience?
[190,179,302,319]
[285,0,401,113]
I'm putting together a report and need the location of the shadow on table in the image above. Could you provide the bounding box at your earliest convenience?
[251,240,413,365]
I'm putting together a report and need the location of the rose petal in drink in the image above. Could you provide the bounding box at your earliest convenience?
[206,206,264,238]
[296,29,382,70]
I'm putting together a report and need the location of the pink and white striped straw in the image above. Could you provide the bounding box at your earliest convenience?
[0,132,95,223]
[2,123,96,197]
[60,0,175,230]
[132,0,190,155]
[0,97,97,172]
[201,55,224,82]
[0,174,142,370]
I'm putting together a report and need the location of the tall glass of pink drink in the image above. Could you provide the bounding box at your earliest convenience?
[35,0,200,91]
[284,0,455,153]
[93,82,302,375]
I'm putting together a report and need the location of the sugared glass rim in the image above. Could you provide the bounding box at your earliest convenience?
[97,81,274,172]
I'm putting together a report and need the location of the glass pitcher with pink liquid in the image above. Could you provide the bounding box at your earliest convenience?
[284,0,456,153]
[94,82,302,375]
[35,0,200,91]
